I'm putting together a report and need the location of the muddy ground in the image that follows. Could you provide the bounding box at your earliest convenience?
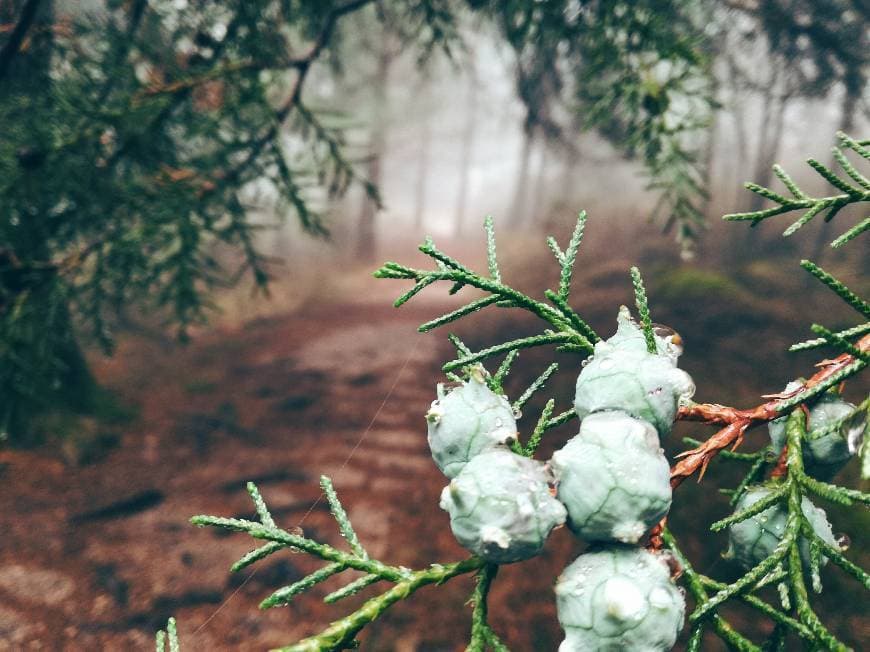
[1,226,867,650]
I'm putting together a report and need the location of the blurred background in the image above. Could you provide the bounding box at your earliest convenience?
[0,0,867,649]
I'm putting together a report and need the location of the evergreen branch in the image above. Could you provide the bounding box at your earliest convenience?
[806,396,869,441]
[831,217,870,248]
[630,267,657,354]
[448,334,474,358]
[698,576,814,642]
[247,482,276,528]
[723,134,870,245]
[442,333,581,373]
[809,324,870,360]
[190,517,404,580]
[274,557,484,651]
[323,574,381,604]
[730,456,771,507]
[681,437,762,461]
[806,158,863,196]
[811,533,870,590]
[544,290,600,344]
[0,0,43,82]
[468,564,500,652]
[557,211,587,301]
[790,322,870,352]
[662,529,759,651]
[546,237,565,266]
[232,542,286,572]
[394,276,439,307]
[772,164,806,199]
[800,261,870,320]
[262,563,345,609]
[709,486,786,532]
[321,476,368,559]
[513,363,558,412]
[418,296,501,333]
[492,350,519,393]
[690,533,792,622]
[832,147,870,191]
[788,540,846,651]
[483,216,501,283]
[154,617,180,652]
[774,359,867,412]
[838,133,870,160]
[544,408,578,430]
[800,474,870,507]
[524,399,555,458]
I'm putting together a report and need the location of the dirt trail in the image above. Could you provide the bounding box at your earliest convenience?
[0,281,579,650]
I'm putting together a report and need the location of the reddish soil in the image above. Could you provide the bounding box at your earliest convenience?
[1,230,867,651]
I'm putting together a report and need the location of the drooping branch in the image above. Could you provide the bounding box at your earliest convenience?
[0,0,42,82]
[671,333,869,487]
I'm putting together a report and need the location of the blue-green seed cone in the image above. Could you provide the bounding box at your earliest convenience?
[727,486,838,571]
[439,449,567,563]
[768,393,861,481]
[426,370,517,479]
[550,412,671,544]
[574,310,694,436]
[556,546,685,651]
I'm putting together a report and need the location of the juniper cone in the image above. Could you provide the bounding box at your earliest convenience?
[439,449,567,563]
[768,391,863,480]
[555,546,685,652]
[426,366,518,478]
[727,485,838,571]
[550,411,672,543]
[573,308,695,436]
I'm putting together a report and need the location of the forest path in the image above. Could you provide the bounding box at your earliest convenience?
[1,283,530,650]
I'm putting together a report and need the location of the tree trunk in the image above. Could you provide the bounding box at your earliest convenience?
[413,93,432,231]
[530,139,549,225]
[508,126,534,228]
[453,58,478,237]
[356,44,391,262]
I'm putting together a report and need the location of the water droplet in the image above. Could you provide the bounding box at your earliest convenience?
[836,533,851,551]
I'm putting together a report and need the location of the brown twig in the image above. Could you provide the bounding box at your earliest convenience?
[0,0,42,82]
[670,333,870,488]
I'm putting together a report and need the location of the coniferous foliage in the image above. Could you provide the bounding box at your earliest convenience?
[0,0,380,440]
[185,134,869,650]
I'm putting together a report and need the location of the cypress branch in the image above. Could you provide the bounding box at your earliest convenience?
[320,476,368,560]
[790,322,870,351]
[630,266,657,354]
[800,260,870,319]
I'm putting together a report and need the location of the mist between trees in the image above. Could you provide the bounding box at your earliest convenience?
[0,0,867,440]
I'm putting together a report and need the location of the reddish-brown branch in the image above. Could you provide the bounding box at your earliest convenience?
[670,333,869,488]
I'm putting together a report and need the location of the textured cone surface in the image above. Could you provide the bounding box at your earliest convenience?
[426,373,517,478]
[555,546,685,651]
[574,309,694,436]
[768,394,860,481]
[551,412,671,543]
[439,449,566,563]
[727,486,838,570]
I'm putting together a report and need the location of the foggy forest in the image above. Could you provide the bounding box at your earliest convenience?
[0,1,868,650]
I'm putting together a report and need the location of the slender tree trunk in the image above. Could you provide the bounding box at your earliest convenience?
[748,71,787,213]
[356,45,391,262]
[413,93,432,231]
[530,139,549,225]
[453,59,478,236]
[508,126,534,227]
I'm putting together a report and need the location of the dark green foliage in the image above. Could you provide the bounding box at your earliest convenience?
[1,0,379,440]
